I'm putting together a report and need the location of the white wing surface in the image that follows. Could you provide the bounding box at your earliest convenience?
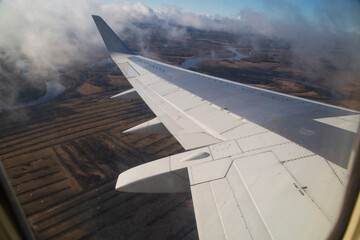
[92,15,360,240]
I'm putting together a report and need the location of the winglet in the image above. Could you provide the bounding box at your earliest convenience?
[92,15,135,55]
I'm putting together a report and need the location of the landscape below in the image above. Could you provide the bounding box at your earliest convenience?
[0,25,359,240]
[0,64,197,239]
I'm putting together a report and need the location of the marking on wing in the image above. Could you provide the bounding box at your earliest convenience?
[233,151,331,240]
[282,154,345,222]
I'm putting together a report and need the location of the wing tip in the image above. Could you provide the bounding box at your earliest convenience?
[91,15,102,21]
[92,15,134,55]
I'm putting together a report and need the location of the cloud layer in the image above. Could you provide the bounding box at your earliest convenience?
[0,0,359,107]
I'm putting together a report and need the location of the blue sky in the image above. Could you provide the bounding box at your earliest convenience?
[99,0,359,33]
[100,0,302,17]
[102,0,264,16]
[98,0,332,18]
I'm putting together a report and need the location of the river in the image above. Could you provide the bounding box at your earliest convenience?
[180,48,342,102]
[181,47,247,69]
[0,81,66,112]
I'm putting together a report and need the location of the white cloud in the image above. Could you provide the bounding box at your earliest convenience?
[0,0,359,103]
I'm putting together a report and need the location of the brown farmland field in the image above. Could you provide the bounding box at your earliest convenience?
[0,68,197,240]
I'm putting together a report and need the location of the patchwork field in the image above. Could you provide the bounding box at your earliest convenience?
[0,69,197,240]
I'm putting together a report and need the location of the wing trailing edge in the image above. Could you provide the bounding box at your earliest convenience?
[123,117,170,134]
[111,88,140,99]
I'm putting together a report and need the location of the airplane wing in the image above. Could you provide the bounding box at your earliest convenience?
[92,15,360,240]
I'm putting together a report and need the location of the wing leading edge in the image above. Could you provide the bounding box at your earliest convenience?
[92,15,360,240]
